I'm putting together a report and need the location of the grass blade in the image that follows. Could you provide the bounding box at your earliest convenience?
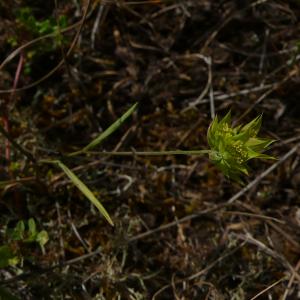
[70,102,138,156]
[56,161,114,226]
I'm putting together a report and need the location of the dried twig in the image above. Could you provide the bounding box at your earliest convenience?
[250,277,286,300]
[281,259,300,300]
[233,232,300,282]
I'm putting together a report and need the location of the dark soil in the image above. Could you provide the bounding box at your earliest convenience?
[0,1,300,299]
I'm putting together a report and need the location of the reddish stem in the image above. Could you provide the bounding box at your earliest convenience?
[4,52,24,162]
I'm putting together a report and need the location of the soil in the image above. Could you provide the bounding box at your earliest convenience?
[0,1,300,299]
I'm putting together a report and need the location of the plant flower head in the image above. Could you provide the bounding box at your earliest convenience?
[207,112,275,182]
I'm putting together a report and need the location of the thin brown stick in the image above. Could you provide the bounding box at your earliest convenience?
[235,68,298,124]
[224,210,285,224]
[250,277,286,300]
[0,23,81,72]
[233,232,300,282]
[4,52,25,163]
[281,259,300,300]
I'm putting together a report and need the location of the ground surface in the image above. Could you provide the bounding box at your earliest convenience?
[0,1,300,299]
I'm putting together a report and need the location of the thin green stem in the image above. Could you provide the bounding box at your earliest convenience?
[84,150,211,156]
[67,150,83,157]
[39,159,59,165]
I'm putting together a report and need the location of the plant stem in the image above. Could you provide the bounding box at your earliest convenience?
[84,150,211,156]
[38,159,58,165]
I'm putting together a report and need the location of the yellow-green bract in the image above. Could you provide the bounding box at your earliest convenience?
[207,112,275,182]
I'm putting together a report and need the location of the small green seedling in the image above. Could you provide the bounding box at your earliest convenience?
[8,218,49,247]
[16,7,67,36]
[0,218,49,268]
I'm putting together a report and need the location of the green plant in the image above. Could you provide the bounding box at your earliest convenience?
[63,105,274,224]
[17,7,67,37]
[0,218,49,268]
[0,104,275,227]
[207,112,275,182]
[8,218,49,247]
[8,7,68,75]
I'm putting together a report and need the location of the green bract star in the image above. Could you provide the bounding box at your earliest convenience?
[207,112,275,182]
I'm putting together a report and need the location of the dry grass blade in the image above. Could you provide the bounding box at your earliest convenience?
[56,160,114,226]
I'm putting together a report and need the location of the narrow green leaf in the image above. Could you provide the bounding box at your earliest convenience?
[56,161,114,226]
[218,110,231,127]
[28,218,37,238]
[207,115,219,147]
[241,115,262,136]
[78,102,138,154]
[11,221,25,241]
[247,149,276,160]
[246,137,275,151]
